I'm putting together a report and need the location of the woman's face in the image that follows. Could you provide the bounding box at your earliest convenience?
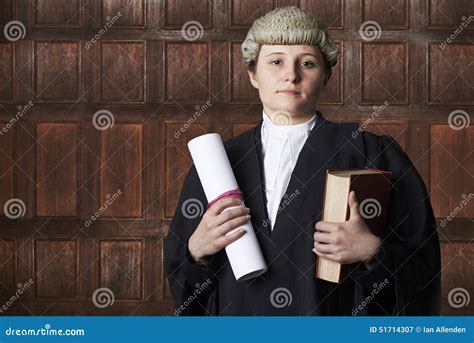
[247,44,330,124]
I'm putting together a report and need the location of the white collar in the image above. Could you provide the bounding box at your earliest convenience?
[262,110,316,135]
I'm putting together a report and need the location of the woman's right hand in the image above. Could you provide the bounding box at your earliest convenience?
[188,197,251,265]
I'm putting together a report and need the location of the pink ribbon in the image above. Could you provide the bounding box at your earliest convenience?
[207,188,244,209]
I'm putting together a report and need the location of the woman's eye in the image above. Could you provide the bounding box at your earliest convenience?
[301,61,315,67]
[271,59,281,65]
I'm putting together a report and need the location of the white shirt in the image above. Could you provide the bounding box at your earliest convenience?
[261,110,316,230]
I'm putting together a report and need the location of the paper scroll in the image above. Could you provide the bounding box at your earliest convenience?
[188,133,268,281]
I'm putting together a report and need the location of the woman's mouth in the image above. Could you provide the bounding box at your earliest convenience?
[278,90,300,96]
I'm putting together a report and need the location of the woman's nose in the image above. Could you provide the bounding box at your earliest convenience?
[283,64,299,83]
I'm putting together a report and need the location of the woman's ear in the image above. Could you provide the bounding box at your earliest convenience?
[247,69,259,89]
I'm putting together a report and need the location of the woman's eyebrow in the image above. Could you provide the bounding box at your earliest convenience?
[264,52,318,58]
[264,52,285,57]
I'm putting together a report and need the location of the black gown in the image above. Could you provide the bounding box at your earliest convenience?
[164,111,441,316]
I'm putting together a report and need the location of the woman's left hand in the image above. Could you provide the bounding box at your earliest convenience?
[313,191,381,265]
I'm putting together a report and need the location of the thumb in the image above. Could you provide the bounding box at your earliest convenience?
[348,191,360,220]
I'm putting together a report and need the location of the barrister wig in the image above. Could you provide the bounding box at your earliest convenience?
[241,6,340,71]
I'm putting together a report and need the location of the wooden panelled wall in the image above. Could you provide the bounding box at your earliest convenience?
[0,0,472,315]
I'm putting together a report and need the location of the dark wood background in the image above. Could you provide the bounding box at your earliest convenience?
[0,0,472,315]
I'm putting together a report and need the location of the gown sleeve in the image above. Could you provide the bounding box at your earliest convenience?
[164,165,217,315]
[351,132,441,315]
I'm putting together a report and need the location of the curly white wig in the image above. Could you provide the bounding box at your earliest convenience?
[241,6,339,71]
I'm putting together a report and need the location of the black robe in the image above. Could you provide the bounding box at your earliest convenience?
[164,112,441,316]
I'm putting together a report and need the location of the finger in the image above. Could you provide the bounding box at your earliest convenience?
[207,197,242,216]
[314,241,335,254]
[315,220,339,233]
[216,214,251,236]
[216,227,247,248]
[313,249,339,262]
[348,191,360,220]
[214,206,250,227]
[313,231,335,244]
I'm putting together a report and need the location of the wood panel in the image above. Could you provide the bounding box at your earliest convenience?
[164,43,210,103]
[430,125,473,218]
[100,42,145,103]
[36,123,78,217]
[428,43,473,104]
[0,122,14,214]
[34,0,81,27]
[34,239,78,300]
[362,0,408,29]
[100,124,143,218]
[0,239,16,299]
[99,240,143,300]
[440,242,474,315]
[102,0,145,28]
[34,42,81,102]
[0,43,14,103]
[361,42,408,104]
[163,0,211,28]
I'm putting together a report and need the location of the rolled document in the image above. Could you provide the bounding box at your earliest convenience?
[188,133,268,281]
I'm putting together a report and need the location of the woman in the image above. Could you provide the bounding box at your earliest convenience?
[164,6,441,316]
